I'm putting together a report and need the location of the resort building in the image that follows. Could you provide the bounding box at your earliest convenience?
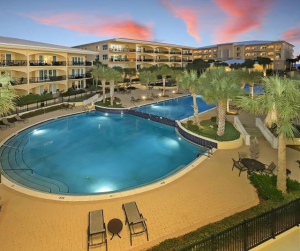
[74,38,195,69]
[193,40,294,70]
[0,36,98,95]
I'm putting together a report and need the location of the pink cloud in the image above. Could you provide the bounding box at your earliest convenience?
[282,26,300,43]
[213,0,272,43]
[22,12,153,40]
[161,0,201,44]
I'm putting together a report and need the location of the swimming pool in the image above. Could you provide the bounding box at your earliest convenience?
[0,112,204,195]
[244,84,264,94]
[135,95,215,120]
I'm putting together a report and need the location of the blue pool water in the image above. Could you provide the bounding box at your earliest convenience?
[244,84,264,94]
[0,112,204,195]
[135,95,215,120]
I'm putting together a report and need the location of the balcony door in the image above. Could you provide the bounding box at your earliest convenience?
[1,53,12,66]
[39,69,56,81]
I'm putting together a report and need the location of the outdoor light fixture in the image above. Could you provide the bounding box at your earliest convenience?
[159,93,162,96]
[172,90,175,93]
[142,96,146,100]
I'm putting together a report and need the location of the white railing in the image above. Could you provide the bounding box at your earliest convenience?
[234,116,250,145]
[255,118,278,148]
[83,94,99,106]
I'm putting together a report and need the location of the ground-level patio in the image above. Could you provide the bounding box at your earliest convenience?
[0,88,298,251]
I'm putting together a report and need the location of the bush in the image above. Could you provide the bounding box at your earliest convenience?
[60,89,85,97]
[17,93,53,106]
[20,105,62,119]
[95,97,123,108]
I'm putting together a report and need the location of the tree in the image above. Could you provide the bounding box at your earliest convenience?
[139,70,157,99]
[233,70,262,98]
[91,65,109,103]
[214,62,228,68]
[186,59,210,73]
[178,70,202,127]
[236,75,300,194]
[244,59,255,72]
[112,66,124,74]
[199,67,243,136]
[106,68,123,106]
[0,73,17,116]
[172,68,184,93]
[256,57,272,76]
[124,68,137,86]
[154,65,173,96]
[229,63,244,70]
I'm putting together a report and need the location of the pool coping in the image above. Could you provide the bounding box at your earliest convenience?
[0,108,213,201]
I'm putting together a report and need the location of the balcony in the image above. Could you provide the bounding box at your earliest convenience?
[109,48,136,52]
[137,59,154,62]
[182,52,193,55]
[110,58,131,62]
[10,77,27,85]
[29,61,66,66]
[68,61,92,66]
[142,50,154,53]
[170,51,182,55]
[0,60,27,67]
[68,73,92,79]
[29,75,66,83]
[155,59,169,62]
[154,50,169,54]
[182,59,193,62]
[170,59,182,62]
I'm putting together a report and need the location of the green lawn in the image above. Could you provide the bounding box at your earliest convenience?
[182,117,240,141]
[95,97,124,108]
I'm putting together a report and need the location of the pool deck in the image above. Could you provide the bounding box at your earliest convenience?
[0,88,299,251]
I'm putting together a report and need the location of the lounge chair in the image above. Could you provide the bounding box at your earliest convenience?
[125,89,131,94]
[15,115,29,123]
[122,201,149,246]
[131,97,141,103]
[238,152,248,160]
[232,158,248,176]
[0,124,8,130]
[87,209,107,251]
[67,103,76,110]
[60,103,69,110]
[1,118,15,128]
[263,162,276,174]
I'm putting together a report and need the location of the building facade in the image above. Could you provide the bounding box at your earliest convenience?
[0,36,98,95]
[74,38,194,69]
[193,41,294,70]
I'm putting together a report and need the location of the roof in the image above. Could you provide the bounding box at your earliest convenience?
[74,38,195,49]
[0,36,98,55]
[196,40,294,49]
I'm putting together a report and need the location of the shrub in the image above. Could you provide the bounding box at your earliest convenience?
[60,89,85,97]
[20,105,62,119]
[17,93,53,106]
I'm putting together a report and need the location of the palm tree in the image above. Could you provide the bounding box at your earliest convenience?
[172,68,184,93]
[186,59,210,73]
[124,68,137,87]
[107,68,123,106]
[139,70,157,99]
[234,70,262,98]
[91,66,110,103]
[199,67,243,136]
[256,57,272,77]
[178,70,202,127]
[237,75,300,194]
[154,65,172,96]
[0,73,18,116]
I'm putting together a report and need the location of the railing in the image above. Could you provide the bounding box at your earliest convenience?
[170,59,182,62]
[137,59,154,62]
[154,51,169,54]
[68,73,92,79]
[68,61,92,66]
[142,50,154,53]
[10,77,27,85]
[234,116,250,145]
[182,60,193,62]
[182,53,193,55]
[109,59,132,62]
[29,61,66,66]
[255,118,278,148]
[155,59,169,62]
[0,60,27,67]
[170,51,182,55]
[109,48,136,52]
[179,198,300,251]
[29,75,66,83]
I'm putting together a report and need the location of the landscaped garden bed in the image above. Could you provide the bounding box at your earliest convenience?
[95,97,124,108]
[182,117,240,141]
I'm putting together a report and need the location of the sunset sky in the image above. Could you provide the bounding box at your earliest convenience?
[1,0,299,55]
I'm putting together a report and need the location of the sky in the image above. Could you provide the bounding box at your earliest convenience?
[0,0,299,55]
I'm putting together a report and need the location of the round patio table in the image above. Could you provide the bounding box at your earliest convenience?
[108,218,123,240]
[240,158,265,172]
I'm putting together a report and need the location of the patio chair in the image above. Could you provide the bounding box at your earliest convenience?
[232,158,248,176]
[122,201,149,246]
[60,103,68,110]
[87,209,107,251]
[131,97,141,103]
[1,118,15,128]
[15,115,29,124]
[238,152,248,160]
[125,89,131,94]
[67,103,76,110]
[263,162,276,174]
[0,124,8,130]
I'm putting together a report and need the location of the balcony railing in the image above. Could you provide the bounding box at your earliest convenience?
[142,50,154,53]
[10,77,27,85]
[154,51,169,54]
[109,48,136,52]
[68,73,92,79]
[137,59,154,62]
[155,59,169,62]
[29,61,66,66]
[182,52,193,55]
[0,60,27,67]
[110,58,129,62]
[68,61,92,66]
[182,59,193,62]
[170,51,182,55]
[29,75,66,83]
[170,59,182,62]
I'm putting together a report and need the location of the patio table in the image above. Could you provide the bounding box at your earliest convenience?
[240,158,265,172]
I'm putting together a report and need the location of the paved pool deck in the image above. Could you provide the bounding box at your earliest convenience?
[0,88,299,251]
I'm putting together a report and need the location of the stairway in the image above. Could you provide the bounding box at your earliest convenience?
[243,125,263,139]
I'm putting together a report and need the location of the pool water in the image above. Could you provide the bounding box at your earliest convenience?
[244,84,264,94]
[0,112,204,195]
[135,95,215,120]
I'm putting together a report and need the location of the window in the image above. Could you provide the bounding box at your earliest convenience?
[102,44,108,50]
[102,55,108,60]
